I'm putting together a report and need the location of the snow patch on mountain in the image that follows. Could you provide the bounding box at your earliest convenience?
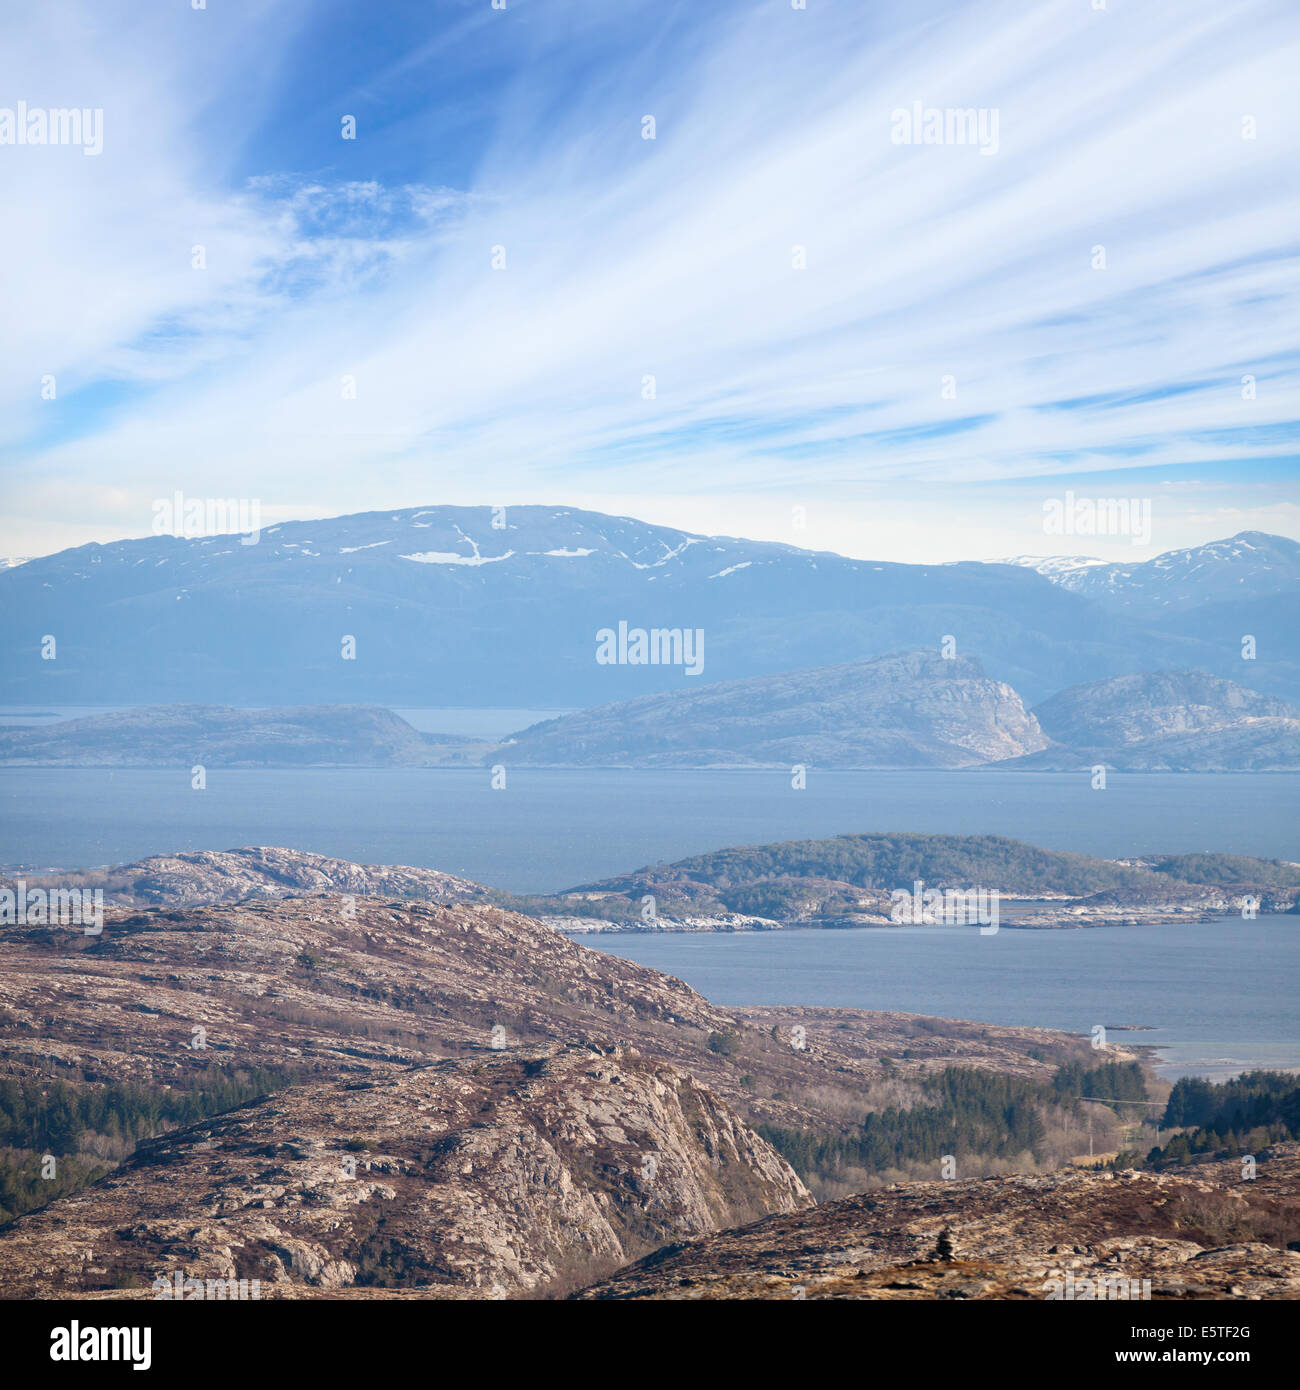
[996,555,1108,580]
[401,550,516,566]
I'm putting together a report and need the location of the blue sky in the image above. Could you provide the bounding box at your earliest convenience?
[2,0,1298,561]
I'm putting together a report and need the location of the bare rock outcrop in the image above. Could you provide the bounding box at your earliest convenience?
[0,878,1119,1299]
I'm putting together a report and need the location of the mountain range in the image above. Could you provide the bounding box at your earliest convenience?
[2,508,1296,708]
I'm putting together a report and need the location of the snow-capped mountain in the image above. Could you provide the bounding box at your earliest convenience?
[993,555,1111,584]
[1,508,1296,708]
[996,532,1300,611]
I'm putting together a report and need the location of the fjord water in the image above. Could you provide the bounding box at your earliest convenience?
[590,918,1300,1082]
[3,767,1298,889]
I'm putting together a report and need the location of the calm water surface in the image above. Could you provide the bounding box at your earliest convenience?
[2,768,1296,890]
[589,918,1300,1081]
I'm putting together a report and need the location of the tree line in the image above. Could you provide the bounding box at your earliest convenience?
[758,1061,1147,1183]
[0,1066,297,1224]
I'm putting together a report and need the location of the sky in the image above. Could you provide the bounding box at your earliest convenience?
[1,0,1298,563]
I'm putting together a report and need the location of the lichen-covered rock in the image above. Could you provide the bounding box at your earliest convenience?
[1,844,482,910]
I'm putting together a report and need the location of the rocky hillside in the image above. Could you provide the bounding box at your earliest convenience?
[575,1145,1300,1299]
[1024,671,1300,771]
[503,651,1050,768]
[0,880,1107,1293]
[0,704,441,767]
[1,846,483,909]
[0,1046,807,1298]
[0,890,1088,1142]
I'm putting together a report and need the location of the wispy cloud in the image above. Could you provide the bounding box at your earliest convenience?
[2,0,1297,556]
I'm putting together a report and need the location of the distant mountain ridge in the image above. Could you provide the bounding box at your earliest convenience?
[4,505,1297,707]
[503,657,1300,772]
[1035,669,1298,744]
[999,531,1300,612]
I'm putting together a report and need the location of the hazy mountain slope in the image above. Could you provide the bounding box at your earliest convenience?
[1022,671,1300,771]
[503,651,1050,767]
[1158,589,1300,694]
[0,703,439,767]
[1034,670,1297,743]
[3,505,1287,707]
[1080,721,1300,772]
